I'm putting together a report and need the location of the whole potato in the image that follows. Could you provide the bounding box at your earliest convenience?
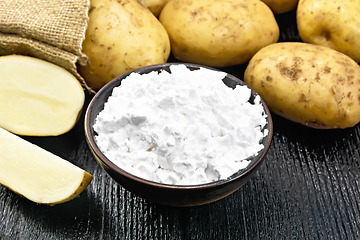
[260,0,299,14]
[244,42,360,129]
[79,0,171,90]
[159,0,279,67]
[297,0,360,63]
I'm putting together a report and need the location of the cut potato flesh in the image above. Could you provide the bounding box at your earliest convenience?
[0,127,93,205]
[0,55,85,136]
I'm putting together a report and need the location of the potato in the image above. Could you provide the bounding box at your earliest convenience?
[244,42,360,129]
[78,0,171,90]
[260,0,299,14]
[159,0,279,67]
[0,127,93,205]
[0,55,85,136]
[297,0,360,63]
[143,0,171,17]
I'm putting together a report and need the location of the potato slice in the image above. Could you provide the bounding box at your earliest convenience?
[0,127,93,205]
[0,55,85,136]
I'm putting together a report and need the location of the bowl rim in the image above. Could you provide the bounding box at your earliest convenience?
[84,62,273,190]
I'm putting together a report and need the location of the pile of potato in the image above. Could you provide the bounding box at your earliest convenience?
[246,0,360,129]
[79,0,281,90]
[79,0,360,129]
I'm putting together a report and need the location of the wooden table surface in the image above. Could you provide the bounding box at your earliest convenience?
[1,10,360,240]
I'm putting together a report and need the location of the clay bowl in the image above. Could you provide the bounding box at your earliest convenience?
[84,63,273,207]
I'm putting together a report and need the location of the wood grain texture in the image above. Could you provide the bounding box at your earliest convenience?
[1,10,360,240]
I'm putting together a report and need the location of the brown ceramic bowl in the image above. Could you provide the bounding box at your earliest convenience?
[84,63,273,207]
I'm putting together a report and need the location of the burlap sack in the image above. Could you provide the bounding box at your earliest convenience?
[0,0,93,92]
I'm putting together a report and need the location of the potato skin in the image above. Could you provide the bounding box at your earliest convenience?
[143,0,170,17]
[159,0,279,67]
[260,0,299,14]
[79,0,171,90]
[297,0,360,63]
[244,42,360,129]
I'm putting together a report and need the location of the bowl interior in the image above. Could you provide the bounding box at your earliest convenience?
[85,63,273,190]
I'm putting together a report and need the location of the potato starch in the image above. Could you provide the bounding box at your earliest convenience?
[94,65,268,185]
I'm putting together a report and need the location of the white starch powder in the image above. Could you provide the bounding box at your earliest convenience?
[94,65,268,185]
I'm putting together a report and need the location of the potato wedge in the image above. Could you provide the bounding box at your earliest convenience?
[0,127,93,205]
[0,55,85,136]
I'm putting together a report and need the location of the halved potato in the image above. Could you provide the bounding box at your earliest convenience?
[0,55,85,136]
[0,127,93,205]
